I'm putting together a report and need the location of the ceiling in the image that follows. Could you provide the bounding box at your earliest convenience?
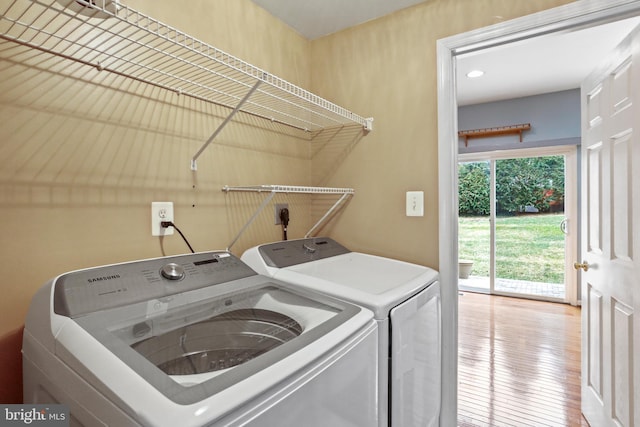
[456,17,640,105]
[250,0,640,106]
[250,0,426,40]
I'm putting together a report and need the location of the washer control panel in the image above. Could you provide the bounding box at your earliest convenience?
[258,237,351,268]
[53,252,257,318]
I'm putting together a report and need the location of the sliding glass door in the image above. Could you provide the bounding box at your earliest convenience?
[457,160,491,292]
[493,156,566,299]
[458,147,577,303]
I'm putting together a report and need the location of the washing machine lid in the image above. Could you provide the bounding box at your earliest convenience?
[48,252,364,405]
[256,238,439,317]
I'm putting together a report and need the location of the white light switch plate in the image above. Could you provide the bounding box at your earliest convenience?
[151,202,174,236]
[406,191,424,217]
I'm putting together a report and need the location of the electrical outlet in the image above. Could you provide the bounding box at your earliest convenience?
[151,202,174,236]
[275,203,289,224]
[406,191,424,217]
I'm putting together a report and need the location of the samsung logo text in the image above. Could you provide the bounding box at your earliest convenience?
[87,274,121,284]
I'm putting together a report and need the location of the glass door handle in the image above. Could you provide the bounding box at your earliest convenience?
[560,218,568,234]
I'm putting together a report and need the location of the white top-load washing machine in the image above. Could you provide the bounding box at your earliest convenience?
[242,237,441,427]
[23,251,379,427]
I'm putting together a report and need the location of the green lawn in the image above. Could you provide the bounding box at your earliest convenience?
[458,213,565,284]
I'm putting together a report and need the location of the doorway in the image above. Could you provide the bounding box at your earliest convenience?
[458,147,577,303]
[436,3,640,425]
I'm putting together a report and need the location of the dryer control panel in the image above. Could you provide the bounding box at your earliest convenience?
[53,252,257,317]
[258,237,351,268]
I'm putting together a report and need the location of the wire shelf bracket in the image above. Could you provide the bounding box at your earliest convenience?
[222,185,355,251]
[191,79,262,171]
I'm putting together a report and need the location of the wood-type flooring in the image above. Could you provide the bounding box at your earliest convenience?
[457,292,588,427]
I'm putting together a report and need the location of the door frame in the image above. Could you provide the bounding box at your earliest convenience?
[436,1,640,425]
[458,146,578,305]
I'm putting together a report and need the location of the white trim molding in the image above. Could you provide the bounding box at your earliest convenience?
[436,1,640,425]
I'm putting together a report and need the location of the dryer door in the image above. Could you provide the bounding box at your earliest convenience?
[389,282,441,427]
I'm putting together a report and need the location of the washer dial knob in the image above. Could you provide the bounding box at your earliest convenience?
[161,263,185,281]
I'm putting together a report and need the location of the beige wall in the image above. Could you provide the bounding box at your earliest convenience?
[0,0,573,352]
[0,0,313,337]
[309,0,574,265]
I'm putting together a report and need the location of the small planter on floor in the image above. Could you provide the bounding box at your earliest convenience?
[459,260,474,279]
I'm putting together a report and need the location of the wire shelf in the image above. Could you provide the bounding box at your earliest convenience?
[0,0,372,132]
[222,185,354,249]
[222,185,355,194]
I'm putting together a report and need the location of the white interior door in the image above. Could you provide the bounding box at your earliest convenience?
[580,24,640,426]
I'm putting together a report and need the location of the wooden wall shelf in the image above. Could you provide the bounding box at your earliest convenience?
[459,123,531,147]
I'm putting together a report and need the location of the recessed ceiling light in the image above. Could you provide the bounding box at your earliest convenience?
[466,70,484,78]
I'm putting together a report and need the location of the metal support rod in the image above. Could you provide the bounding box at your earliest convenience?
[191,79,263,170]
[226,191,276,252]
[305,192,352,238]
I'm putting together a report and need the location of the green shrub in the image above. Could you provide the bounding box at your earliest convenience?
[458,156,565,216]
[458,162,490,215]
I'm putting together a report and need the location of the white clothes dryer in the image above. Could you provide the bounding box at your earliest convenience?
[242,237,441,427]
[23,251,378,427]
